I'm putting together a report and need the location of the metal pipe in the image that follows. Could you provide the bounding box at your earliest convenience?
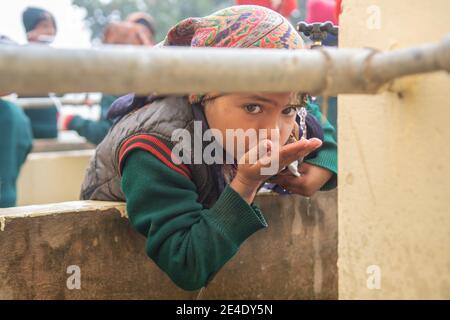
[11,96,101,109]
[0,35,449,96]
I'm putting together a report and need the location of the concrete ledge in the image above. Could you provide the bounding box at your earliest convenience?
[0,190,337,299]
[17,150,94,206]
[31,131,95,153]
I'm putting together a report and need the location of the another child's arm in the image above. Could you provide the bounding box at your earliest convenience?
[63,116,112,145]
[61,95,116,145]
[303,100,337,190]
[272,101,337,195]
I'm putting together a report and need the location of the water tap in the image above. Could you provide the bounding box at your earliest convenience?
[297,21,339,48]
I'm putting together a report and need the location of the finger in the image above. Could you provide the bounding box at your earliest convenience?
[278,138,322,168]
[281,138,322,162]
[258,139,320,176]
[239,139,272,166]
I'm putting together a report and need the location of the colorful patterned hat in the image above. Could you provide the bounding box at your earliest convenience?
[161,5,305,104]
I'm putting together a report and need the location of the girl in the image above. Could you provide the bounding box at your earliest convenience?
[81,5,337,291]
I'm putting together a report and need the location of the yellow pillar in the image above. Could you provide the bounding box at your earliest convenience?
[339,0,450,299]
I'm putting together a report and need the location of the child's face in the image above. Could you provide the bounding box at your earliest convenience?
[203,92,298,158]
[27,16,57,43]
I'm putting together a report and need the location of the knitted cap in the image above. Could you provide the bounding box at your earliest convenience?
[22,7,57,33]
[160,5,304,104]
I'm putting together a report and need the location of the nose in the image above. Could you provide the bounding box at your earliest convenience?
[259,116,282,142]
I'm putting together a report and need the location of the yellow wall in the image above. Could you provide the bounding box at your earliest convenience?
[17,150,93,206]
[338,0,450,299]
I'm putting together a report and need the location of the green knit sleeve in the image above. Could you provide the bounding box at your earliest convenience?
[68,116,112,145]
[68,95,117,145]
[121,149,267,291]
[304,100,338,191]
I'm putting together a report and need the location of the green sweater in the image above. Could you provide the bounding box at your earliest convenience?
[0,99,33,207]
[68,95,117,145]
[121,103,338,291]
[23,105,58,139]
[122,150,268,291]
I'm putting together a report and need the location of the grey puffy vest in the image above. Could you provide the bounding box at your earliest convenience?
[80,96,223,208]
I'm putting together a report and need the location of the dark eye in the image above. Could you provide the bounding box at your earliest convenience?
[282,106,298,116]
[244,104,262,114]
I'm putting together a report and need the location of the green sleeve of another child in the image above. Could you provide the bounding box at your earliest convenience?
[305,100,338,191]
[68,95,117,145]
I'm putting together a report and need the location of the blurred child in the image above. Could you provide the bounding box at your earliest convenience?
[21,7,58,139]
[61,13,157,145]
[0,36,33,207]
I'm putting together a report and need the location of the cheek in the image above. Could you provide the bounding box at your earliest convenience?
[204,104,231,149]
[279,120,295,144]
[36,25,55,36]
[204,103,255,158]
[48,27,57,36]
[204,103,245,131]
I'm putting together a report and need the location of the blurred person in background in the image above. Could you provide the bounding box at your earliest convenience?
[0,36,33,208]
[23,6,57,44]
[21,6,59,139]
[126,11,156,46]
[102,11,156,46]
[235,0,298,18]
[60,12,157,145]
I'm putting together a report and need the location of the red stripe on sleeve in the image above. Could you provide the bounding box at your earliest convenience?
[118,134,190,177]
[119,142,191,179]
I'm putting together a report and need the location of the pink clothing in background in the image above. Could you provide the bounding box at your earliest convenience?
[235,0,298,18]
[306,0,338,25]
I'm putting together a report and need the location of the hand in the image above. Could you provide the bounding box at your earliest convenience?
[271,162,334,197]
[58,113,75,131]
[230,138,323,204]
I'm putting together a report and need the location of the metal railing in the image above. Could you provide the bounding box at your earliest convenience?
[0,35,449,97]
[5,95,101,109]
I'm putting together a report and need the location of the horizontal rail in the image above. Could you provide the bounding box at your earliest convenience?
[0,35,449,96]
[10,96,100,109]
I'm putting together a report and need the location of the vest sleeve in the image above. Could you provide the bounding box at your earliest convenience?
[121,149,267,291]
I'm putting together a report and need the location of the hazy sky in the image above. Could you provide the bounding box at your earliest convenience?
[0,0,91,47]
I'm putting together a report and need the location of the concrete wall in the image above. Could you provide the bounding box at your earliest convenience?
[17,150,93,206]
[31,131,94,153]
[338,0,450,299]
[0,191,337,300]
